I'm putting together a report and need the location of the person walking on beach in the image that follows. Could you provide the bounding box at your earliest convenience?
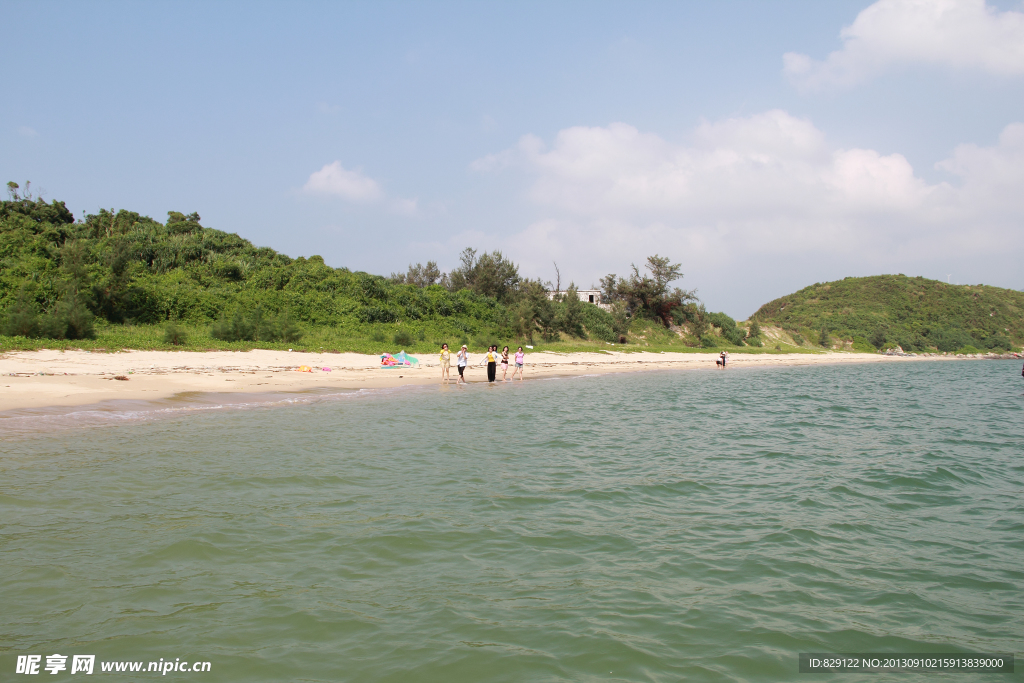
[500,346,510,381]
[510,346,525,381]
[480,345,498,382]
[439,343,451,384]
[456,344,469,384]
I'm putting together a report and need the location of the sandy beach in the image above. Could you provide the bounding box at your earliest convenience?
[0,347,976,414]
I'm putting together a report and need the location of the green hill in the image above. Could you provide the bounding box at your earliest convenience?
[0,194,627,351]
[753,275,1024,352]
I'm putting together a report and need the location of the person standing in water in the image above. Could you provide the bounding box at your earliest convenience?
[500,346,510,381]
[480,345,498,382]
[456,344,469,384]
[439,343,451,384]
[510,346,525,381]
[716,350,727,368]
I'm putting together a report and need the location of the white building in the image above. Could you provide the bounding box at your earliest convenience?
[547,289,609,309]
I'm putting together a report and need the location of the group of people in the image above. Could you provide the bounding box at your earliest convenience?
[439,343,525,384]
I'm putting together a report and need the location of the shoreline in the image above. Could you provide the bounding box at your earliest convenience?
[0,347,1001,417]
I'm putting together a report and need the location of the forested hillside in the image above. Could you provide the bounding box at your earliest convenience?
[1,192,699,350]
[753,275,1023,352]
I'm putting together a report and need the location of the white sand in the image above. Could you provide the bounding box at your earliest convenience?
[0,347,965,413]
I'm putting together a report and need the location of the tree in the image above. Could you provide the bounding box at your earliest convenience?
[510,280,557,342]
[602,254,697,326]
[819,327,831,348]
[445,248,521,302]
[559,284,585,337]
[391,261,441,287]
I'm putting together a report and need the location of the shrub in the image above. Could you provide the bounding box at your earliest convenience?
[587,321,615,342]
[928,327,974,352]
[359,306,398,324]
[724,327,746,346]
[818,328,831,347]
[983,334,1011,351]
[1,292,40,337]
[791,333,805,346]
[371,329,386,343]
[38,298,95,340]
[211,310,256,342]
[274,310,303,343]
[955,345,980,354]
[210,308,300,342]
[851,336,875,353]
[393,329,413,347]
[164,323,188,346]
[700,335,717,348]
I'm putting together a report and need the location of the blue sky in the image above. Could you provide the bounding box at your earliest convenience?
[3,0,1023,317]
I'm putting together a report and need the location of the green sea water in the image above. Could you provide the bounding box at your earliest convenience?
[2,361,1023,681]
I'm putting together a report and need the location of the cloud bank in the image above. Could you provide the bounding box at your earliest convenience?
[784,0,1024,89]
[473,110,1024,305]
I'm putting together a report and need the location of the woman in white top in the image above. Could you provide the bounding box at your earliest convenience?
[456,345,469,384]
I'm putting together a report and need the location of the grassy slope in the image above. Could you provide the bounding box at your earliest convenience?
[753,275,1024,351]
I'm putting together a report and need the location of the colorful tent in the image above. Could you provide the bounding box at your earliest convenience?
[380,351,419,368]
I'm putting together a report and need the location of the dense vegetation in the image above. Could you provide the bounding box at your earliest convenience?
[3,189,744,352]
[11,190,1012,356]
[753,275,1024,353]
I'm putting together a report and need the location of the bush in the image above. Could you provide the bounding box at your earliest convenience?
[371,329,386,343]
[956,345,980,355]
[275,310,303,343]
[393,330,413,347]
[1,291,41,337]
[164,323,188,346]
[983,334,1011,351]
[791,333,805,346]
[210,308,301,343]
[724,327,746,346]
[928,327,974,352]
[359,306,398,324]
[39,298,95,340]
[707,312,735,330]
[700,335,717,348]
[818,328,831,347]
[586,321,615,342]
[211,310,255,342]
[851,336,875,353]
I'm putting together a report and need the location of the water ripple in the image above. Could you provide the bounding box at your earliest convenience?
[2,360,1022,681]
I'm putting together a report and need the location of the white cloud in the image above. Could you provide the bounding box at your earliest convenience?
[473,111,1024,295]
[17,126,38,138]
[784,0,1024,89]
[304,161,384,202]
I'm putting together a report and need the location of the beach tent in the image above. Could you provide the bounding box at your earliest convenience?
[394,351,418,366]
[380,351,419,368]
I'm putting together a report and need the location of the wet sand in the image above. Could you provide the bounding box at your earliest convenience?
[0,348,963,414]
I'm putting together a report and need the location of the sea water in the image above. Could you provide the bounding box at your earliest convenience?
[2,361,1022,682]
